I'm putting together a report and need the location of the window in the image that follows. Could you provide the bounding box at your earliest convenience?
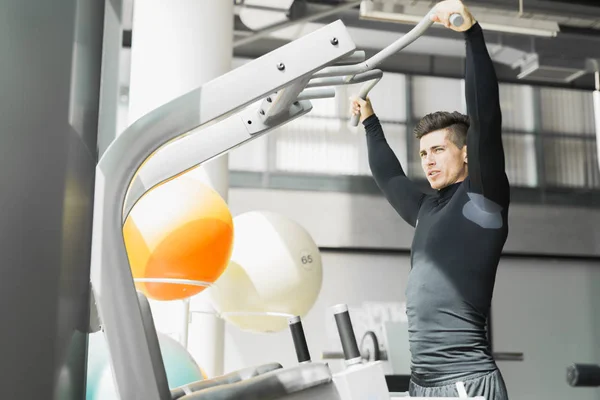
[540,88,596,136]
[226,59,599,196]
[367,73,407,122]
[229,134,269,172]
[274,117,358,175]
[272,116,407,176]
[502,133,538,187]
[412,76,465,118]
[543,137,600,188]
[539,87,598,189]
[498,84,538,187]
[500,84,535,133]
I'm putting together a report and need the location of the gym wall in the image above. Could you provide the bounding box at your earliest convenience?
[228,187,600,258]
[223,187,600,400]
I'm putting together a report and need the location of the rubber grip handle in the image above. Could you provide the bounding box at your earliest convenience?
[567,364,600,387]
[332,304,360,361]
[350,112,361,127]
[450,13,464,27]
[350,77,381,127]
[288,316,311,363]
[348,11,463,128]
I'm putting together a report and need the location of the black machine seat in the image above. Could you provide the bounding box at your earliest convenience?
[171,363,283,399]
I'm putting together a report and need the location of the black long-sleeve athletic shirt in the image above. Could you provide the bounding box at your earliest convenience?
[364,23,510,376]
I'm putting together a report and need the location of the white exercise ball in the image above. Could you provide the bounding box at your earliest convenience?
[209,211,323,333]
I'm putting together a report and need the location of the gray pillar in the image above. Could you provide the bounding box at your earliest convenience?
[97,0,125,158]
[0,0,105,398]
[594,72,600,174]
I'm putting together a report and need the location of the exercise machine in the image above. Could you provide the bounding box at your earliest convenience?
[330,304,394,399]
[566,363,600,388]
[90,6,472,399]
[287,304,390,399]
[286,304,486,400]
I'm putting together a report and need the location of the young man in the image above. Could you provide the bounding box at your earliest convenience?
[351,1,510,399]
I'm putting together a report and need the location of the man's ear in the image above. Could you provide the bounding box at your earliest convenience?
[463,146,468,164]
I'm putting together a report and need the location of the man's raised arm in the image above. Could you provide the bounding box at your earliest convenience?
[463,22,510,208]
[358,107,426,227]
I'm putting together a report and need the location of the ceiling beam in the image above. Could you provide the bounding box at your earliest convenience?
[232,36,597,90]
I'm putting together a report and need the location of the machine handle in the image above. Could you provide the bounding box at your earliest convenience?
[331,304,362,364]
[349,12,464,127]
[288,316,311,363]
[567,363,600,387]
[349,77,381,127]
[450,13,465,27]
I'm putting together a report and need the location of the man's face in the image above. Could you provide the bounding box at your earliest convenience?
[419,129,468,190]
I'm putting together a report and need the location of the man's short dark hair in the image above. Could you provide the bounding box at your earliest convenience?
[414,111,470,149]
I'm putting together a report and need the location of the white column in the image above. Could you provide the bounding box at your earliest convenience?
[128,0,233,378]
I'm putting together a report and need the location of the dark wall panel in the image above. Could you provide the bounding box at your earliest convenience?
[0,0,104,397]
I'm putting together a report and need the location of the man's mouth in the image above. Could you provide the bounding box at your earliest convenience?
[428,170,440,178]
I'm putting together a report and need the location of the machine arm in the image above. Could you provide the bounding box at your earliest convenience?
[91,20,356,400]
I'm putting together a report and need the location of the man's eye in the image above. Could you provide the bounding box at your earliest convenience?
[435,148,444,153]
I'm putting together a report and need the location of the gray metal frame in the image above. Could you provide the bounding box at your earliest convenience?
[594,87,600,172]
[91,20,356,400]
[90,11,461,400]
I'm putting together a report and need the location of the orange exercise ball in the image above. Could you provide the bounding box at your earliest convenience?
[123,175,234,301]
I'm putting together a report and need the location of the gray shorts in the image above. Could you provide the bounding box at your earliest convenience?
[408,369,509,400]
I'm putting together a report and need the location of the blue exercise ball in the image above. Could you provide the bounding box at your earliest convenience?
[86,331,205,399]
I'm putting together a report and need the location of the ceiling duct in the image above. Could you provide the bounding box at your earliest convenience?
[237,0,297,31]
[233,0,597,86]
[515,54,588,83]
[358,0,600,31]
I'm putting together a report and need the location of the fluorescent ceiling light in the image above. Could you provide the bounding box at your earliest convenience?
[477,22,559,38]
[359,3,560,38]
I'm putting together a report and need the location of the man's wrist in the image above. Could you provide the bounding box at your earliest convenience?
[362,114,378,126]
[463,21,482,36]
